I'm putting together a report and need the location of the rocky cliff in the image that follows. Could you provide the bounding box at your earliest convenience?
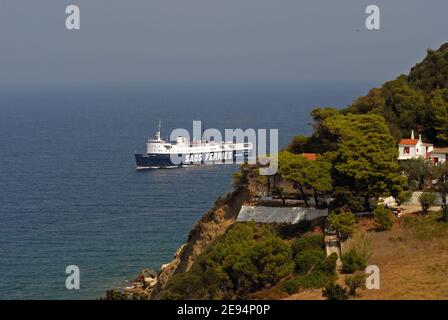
[149,185,250,299]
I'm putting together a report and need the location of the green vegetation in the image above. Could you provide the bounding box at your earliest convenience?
[278,236,337,295]
[346,44,448,144]
[160,223,339,299]
[251,44,448,217]
[373,206,394,231]
[430,90,448,144]
[400,159,437,191]
[345,272,366,296]
[403,213,448,241]
[272,186,286,206]
[322,284,349,300]
[327,209,356,239]
[434,162,448,207]
[408,45,448,92]
[341,234,372,274]
[278,111,406,212]
[277,151,332,207]
[323,113,406,209]
[439,205,448,223]
[160,223,294,299]
[418,192,437,215]
[102,290,129,300]
[159,43,448,300]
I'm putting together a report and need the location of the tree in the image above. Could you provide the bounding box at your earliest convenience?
[408,43,448,92]
[272,186,286,206]
[345,272,366,296]
[278,151,310,206]
[433,162,448,206]
[286,135,309,154]
[303,157,333,208]
[430,90,448,145]
[381,76,426,138]
[400,158,437,191]
[327,209,356,240]
[418,192,437,215]
[307,107,341,153]
[331,186,364,212]
[323,113,406,210]
[373,205,394,231]
[278,151,333,208]
[432,162,448,221]
[348,87,385,115]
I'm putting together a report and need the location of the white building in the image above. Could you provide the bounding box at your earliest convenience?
[398,130,446,163]
[429,147,448,164]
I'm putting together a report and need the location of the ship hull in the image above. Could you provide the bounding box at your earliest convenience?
[135,150,250,170]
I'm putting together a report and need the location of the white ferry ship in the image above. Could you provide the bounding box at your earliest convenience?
[135,122,253,169]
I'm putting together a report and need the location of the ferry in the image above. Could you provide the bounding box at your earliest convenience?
[135,122,253,169]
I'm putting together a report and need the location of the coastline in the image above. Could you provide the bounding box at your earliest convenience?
[113,184,250,299]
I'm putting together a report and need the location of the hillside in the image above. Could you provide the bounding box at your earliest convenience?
[105,42,448,300]
[344,42,448,145]
[408,43,448,92]
[262,215,448,300]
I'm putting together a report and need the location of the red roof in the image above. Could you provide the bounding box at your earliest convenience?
[399,139,418,145]
[301,153,318,161]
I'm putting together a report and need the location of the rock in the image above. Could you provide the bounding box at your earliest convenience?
[141,268,157,279]
[144,277,157,288]
[150,187,250,299]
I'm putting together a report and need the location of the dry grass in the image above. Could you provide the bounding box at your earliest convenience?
[255,212,448,300]
[350,213,448,299]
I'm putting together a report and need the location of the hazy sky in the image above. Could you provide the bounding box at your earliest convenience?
[0,0,447,86]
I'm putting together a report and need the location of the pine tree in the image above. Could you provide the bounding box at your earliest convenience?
[430,90,448,145]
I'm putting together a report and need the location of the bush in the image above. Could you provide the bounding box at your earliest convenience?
[327,209,356,239]
[102,290,128,300]
[341,234,372,274]
[396,190,412,205]
[280,278,301,295]
[345,272,366,296]
[277,235,336,296]
[341,249,368,274]
[160,222,294,299]
[322,284,349,300]
[373,205,394,231]
[418,192,437,215]
[439,205,448,222]
[291,234,325,255]
[323,253,338,275]
[280,271,336,295]
[291,234,337,277]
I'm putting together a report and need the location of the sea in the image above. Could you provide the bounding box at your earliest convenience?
[0,82,374,299]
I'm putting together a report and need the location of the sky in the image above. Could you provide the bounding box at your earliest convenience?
[0,0,447,86]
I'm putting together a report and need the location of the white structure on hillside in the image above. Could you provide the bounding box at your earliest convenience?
[398,130,447,163]
[237,206,328,224]
[429,147,448,164]
[398,130,433,160]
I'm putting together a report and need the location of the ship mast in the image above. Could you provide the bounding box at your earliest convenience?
[155,120,161,141]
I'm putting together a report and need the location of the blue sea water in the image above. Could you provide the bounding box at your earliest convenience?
[0,83,373,299]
